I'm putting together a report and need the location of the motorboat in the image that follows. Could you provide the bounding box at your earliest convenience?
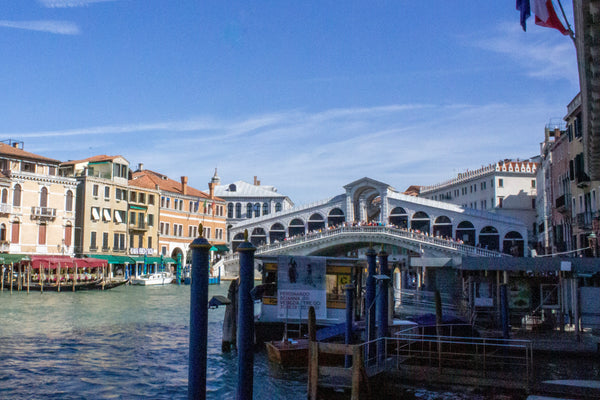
[131,271,173,286]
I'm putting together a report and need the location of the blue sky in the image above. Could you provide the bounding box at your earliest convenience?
[0,1,579,205]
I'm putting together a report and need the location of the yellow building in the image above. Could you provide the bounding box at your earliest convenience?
[0,140,77,256]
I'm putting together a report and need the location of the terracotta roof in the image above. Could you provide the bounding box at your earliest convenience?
[0,143,60,164]
[403,185,421,196]
[60,154,125,166]
[130,170,223,201]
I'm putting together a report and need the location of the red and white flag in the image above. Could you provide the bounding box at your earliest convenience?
[532,0,569,35]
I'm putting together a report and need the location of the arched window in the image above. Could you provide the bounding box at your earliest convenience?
[0,223,6,241]
[308,213,325,232]
[65,190,74,212]
[269,223,286,243]
[246,203,253,218]
[229,184,237,192]
[328,208,345,226]
[227,203,234,218]
[235,203,242,218]
[263,202,269,215]
[65,224,72,247]
[275,203,282,212]
[288,218,305,236]
[1,189,7,204]
[389,207,408,228]
[40,187,48,208]
[253,203,260,218]
[13,184,21,207]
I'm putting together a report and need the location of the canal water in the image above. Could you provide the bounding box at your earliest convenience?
[1,284,598,399]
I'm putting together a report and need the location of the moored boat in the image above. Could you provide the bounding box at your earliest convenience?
[131,271,173,286]
[265,338,309,368]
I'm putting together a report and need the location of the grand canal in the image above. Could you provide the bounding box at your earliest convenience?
[1,283,599,399]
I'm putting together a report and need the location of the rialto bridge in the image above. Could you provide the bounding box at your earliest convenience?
[226,177,528,259]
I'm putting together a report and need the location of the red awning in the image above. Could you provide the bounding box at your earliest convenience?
[30,255,107,270]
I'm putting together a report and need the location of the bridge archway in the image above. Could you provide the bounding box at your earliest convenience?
[456,221,475,245]
[389,207,408,228]
[289,218,305,237]
[328,208,345,227]
[351,184,383,223]
[433,215,452,238]
[411,211,430,233]
[479,226,500,251]
[503,231,524,256]
[269,223,286,243]
[308,213,325,232]
[251,227,267,246]
[232,232,244,252]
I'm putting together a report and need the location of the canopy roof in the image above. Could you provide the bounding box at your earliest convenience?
[30,255,107,270]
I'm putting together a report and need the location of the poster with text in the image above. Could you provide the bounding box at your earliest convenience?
[277,255,326,319]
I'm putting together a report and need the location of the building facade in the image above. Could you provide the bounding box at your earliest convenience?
[60,155,130,264]
[418,159,538,251]
[212,172,294,242]
[130,166,227,264]
[0,141,78,256]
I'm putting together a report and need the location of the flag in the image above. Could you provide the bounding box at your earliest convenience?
[202,199,207,213]
[532,0,569,35]
[516,0,531,31]
[211,201,215,215]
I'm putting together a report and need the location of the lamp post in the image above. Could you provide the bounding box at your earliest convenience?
[588,233,597,257]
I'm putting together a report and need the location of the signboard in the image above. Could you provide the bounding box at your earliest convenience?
[129,248,155,255]
[277,255,326,319]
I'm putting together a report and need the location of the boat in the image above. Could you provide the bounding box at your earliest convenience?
[131,271,173,286]
[266,338,309,368]
[8,278,129,291]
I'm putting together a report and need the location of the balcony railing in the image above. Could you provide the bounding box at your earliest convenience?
[129,221,148,231]
[31,206,57,220]
[576,212,593,229]
[555,194,566,211]
[0,204,10,214]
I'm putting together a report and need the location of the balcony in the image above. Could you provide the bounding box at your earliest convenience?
[31,206,57,220]
[576,212,593,229]
[0,204,10,214]
[555,195,568,213]
[129,221,148,231]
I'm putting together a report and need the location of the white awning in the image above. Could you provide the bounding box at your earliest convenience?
[103,209,111,221]
[91,207,100,221]
[114,210,122,223]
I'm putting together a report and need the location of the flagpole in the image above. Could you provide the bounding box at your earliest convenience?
[555,0,575,42]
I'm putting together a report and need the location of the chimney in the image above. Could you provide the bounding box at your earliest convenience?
[253,176,260,186]
[208,182,215,199]
[138,163,144,171]
[181,176,188,195]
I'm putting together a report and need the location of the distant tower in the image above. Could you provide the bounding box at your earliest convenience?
[211,168,221,186]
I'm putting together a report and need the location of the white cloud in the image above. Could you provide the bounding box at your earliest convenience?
[7,102,560,204]
[472,22,578,85]
[0,20,80,35]
[39,0,117,7]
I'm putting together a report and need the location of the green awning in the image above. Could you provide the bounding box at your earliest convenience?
[213,245,230,252]
[130,205,147,210]
[88,255,136,264]
[0,254,31,264]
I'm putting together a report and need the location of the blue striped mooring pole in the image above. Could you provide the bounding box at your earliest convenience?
[365,246,377,363]
[187,225,211,400]
[344,283,355,368]
[236,231,256,400]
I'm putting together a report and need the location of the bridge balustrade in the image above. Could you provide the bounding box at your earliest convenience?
[226,225,510,262]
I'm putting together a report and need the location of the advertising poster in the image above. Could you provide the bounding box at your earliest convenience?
[277,255,326,319]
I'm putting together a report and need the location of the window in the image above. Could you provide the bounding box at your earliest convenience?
[65,190,73,211]
[116,188,122,201]
[114,210,125,224]
[263,202,269,215]
[13,184,21,207]
[130,212,136,225]
[236,203,242,218]
[189,201,193,211]
[160,222,165,234]
[203,227,211,239]
[92,184,99,197]
[21,162,35,173]
[531,180,536,188]
[228,203,234,218]
[91,207,100,221]
[148,194,155,205]
[498,197,504,208]
[102,232,109,250]
[148,236,152,249]
[174,199,179,209]
[161,196,165,207]
[11,221,19,244]
[275,203,282,212]
[113,233,125,250]
[188,225,193,237]
[491,179,494,187]
[532,198,536,209]
[138,235,143,248]
[104,186,110,199]
[40,187,48,208]
[139,193,146,204]
[148,214,154,226]
[166,198,170,208]
[130,191,137,202]
[498,179,503,188]
[38,223,47,245]
[1,189,7,204]
[165,223,170,235]
[179,200,183,211]
[103,208,112,222]
[161,246,167,256]
[246,203,252,218]
[129,234,134,249]
[90,231,97,249]
[48,166,56,176]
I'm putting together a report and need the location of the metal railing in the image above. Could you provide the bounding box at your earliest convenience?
[31,206,57,219]
[225,225,509,262]
[394,288,460,316]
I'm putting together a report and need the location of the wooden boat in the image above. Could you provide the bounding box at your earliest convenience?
[265,338,309,368]
[9,278,129,291]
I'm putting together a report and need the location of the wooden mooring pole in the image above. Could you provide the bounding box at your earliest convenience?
[27,264,30,294]
[9,263,13,294]
[1,265,4,292]
[307,306,317,400]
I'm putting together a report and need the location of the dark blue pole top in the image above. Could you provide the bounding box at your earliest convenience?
[236,231,256,400]
[188,225,212,400]
[378,246,390,277]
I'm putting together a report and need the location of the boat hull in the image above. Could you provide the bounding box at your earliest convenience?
[266,339,309,368]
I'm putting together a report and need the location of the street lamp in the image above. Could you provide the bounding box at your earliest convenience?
[588,233,597,257]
